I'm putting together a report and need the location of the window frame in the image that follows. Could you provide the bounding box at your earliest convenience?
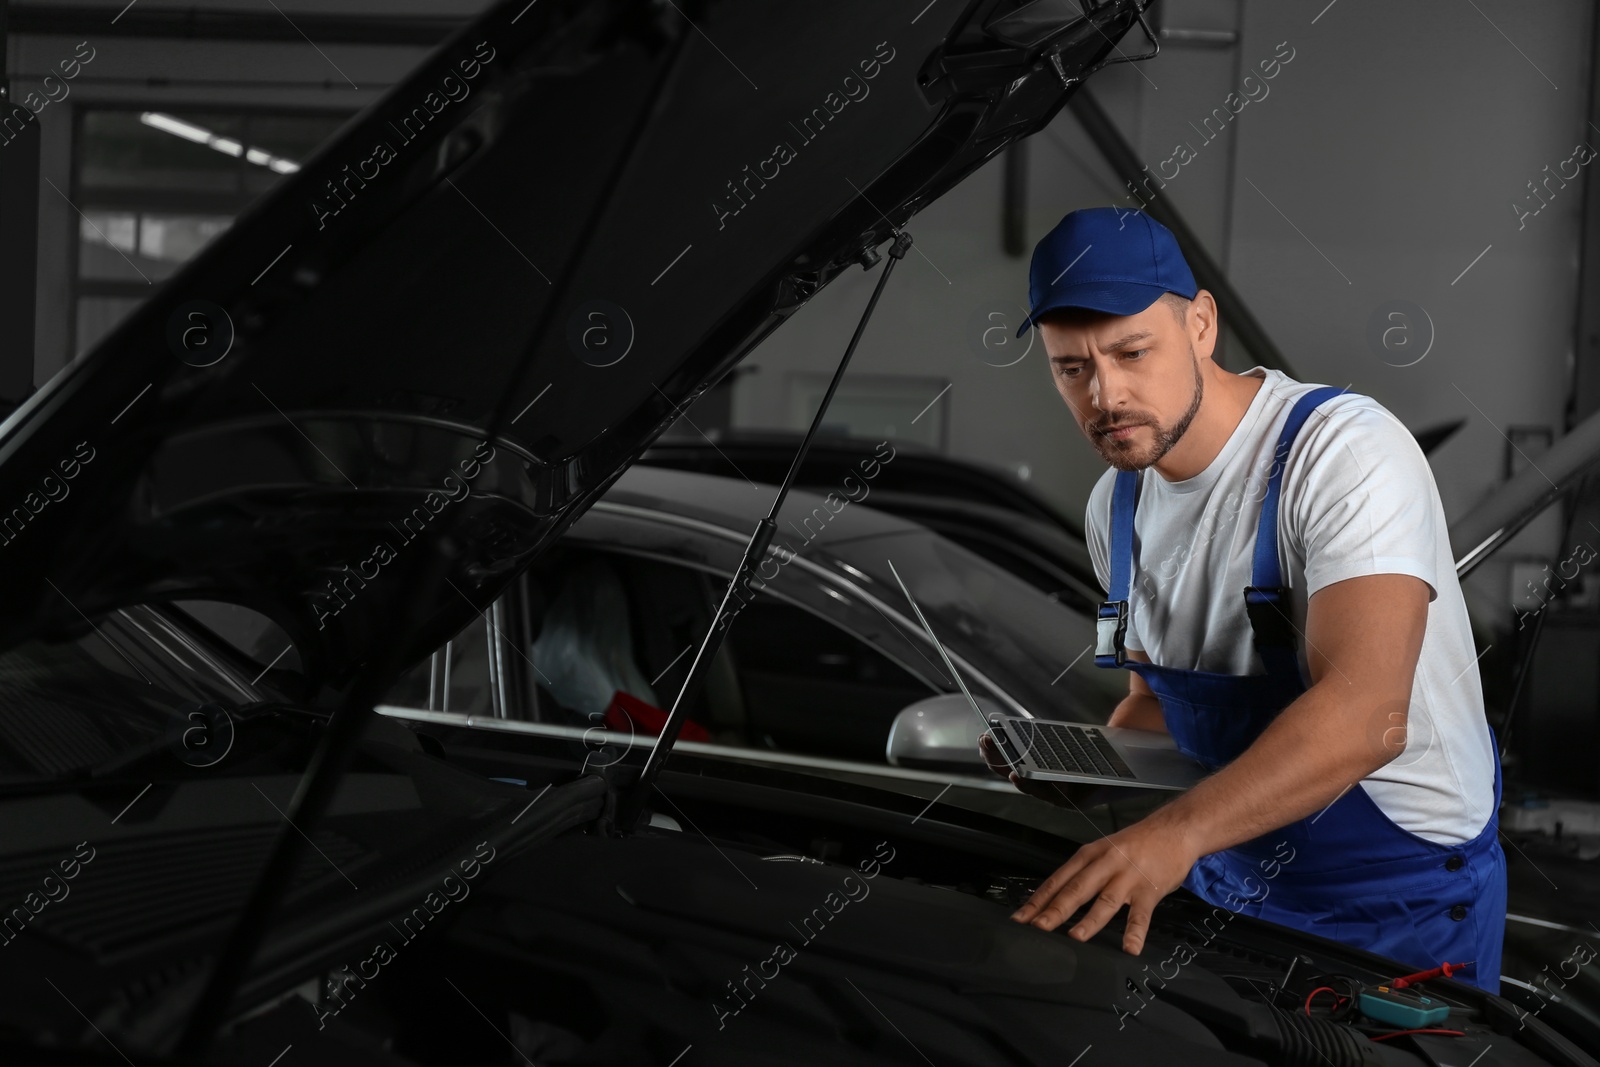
[68,104,354,357]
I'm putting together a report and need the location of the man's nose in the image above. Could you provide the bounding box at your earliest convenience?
[1090,358,1130,414]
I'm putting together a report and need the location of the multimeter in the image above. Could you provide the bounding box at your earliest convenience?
[1358,986,1452,1028]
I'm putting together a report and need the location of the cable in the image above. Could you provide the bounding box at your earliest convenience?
[1368,1028,1465,1042]
[1300,974,1358,1021]
[1305,987,1338,1016]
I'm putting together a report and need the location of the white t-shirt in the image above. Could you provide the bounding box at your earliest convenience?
[1085,366,1496,845]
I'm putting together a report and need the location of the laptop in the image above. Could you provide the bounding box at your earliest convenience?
[886,561,1206,792]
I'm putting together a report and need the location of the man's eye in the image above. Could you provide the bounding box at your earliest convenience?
[1124,349,1149,360]
[1059,366,1082,379]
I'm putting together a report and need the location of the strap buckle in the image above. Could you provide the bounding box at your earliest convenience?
[1243,586,1296,648]
[1095,600,1129,666]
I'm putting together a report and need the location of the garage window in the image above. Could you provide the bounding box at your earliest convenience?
[70,108,348,356]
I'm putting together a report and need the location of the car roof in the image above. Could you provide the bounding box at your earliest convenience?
[602,465,927,545]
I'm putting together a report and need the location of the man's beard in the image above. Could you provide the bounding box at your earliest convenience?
[1094,354,1205,472]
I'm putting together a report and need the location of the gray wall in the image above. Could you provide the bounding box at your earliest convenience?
[732,0,1597,623]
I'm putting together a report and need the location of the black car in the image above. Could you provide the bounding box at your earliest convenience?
[375,465,1123,767]
[637,425,1468,608]
[0,0,1594,1064]
[640,431,1103,608]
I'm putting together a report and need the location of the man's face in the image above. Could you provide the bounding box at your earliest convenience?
[1039,296,1210,472]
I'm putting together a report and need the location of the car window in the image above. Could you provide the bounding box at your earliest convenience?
[721,595,935,761]
[385,613,498,716]
[821,529,1127,719]
[383,546,938,764]
[568,502,1124,724]
[383,553,669,724]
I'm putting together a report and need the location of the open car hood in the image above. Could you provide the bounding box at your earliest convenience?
[0,0,1152,692]
[1451,401,1600,576]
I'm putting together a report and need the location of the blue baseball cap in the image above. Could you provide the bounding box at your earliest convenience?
[1016,208,1198,337]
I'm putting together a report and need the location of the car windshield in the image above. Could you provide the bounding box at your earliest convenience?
[0,607,257,786]
[796,527,1128,720]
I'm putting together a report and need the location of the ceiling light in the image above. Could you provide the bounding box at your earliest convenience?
[139,112,301,175]
[139,111,209,145]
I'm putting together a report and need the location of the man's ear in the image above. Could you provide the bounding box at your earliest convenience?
[1189,290,1220,359]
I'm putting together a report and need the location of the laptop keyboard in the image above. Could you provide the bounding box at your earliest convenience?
[1013,721,1136,779]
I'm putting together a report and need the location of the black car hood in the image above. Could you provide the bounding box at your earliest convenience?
[0,0,1149,693]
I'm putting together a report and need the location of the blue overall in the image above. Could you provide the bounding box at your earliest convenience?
[1094,385,1507,994]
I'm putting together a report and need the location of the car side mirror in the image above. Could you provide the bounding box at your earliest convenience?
[885,693,1009,771]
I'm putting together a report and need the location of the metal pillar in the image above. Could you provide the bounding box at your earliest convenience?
[0,0,40,412]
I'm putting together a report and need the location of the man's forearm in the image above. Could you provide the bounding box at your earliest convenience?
[1107,691,1167,732]
[1143,680,1393,857]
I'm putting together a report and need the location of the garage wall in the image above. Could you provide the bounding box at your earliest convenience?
[731,0,1596,623]
[1223,0,1594,619]
[8,0,492,385]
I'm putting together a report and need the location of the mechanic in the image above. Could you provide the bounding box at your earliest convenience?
[981,207,1506,994]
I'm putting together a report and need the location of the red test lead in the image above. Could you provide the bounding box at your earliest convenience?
[1390,961,1474,990]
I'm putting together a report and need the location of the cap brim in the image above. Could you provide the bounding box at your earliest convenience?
[1014,282,1171,338]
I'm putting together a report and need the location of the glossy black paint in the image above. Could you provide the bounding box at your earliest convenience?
[641,431,1103,605]
[643,431,1086,536]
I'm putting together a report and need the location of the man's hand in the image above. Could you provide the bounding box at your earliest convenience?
[999,573,1431,956]
[979,732,1076,805]
[979,731,1165,808]
[1009,816,1200,954]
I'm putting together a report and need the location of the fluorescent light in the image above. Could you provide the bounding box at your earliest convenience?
[140,111,210,144]
[139,111,301,175]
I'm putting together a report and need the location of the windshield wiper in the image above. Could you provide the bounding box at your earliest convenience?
[617,230,914,831]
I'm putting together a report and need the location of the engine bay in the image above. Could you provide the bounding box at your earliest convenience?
[207,751,1598,1067]
[0,720,1593,1067]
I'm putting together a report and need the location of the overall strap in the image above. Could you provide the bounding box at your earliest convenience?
[1095,469,1140,667]
[1245,385,1351,678]
[1094,385,1354,672]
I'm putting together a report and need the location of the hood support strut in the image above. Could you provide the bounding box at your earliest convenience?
[617,229,915,831]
